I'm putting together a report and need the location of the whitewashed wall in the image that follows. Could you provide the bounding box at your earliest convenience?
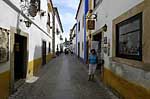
[77,0,85,59]
[55,15,63,52]
[72,38,76,53]
[0,0,52,73]
[92,0,144,67]
[92,0,150,89]
[72,27,77,54]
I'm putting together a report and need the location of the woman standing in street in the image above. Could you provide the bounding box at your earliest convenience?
[88,49,98,81]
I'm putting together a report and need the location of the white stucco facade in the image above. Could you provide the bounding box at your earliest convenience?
[75,0,150,97]
[90,0,150,96]
[70,24,77,54]
[76,0,85,59]
[0,0,53,77]
[92,0,144,67]
[55,14,63,52]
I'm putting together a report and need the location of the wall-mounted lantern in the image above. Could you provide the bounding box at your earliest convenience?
[20,19,32,28]
[86,13,97,20]
[24,20,32,28]
[103,24,107,32]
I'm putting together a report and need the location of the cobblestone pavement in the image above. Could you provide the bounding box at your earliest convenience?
[9,54,118,99]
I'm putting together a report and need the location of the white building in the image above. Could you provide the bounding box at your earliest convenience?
[88,0,150,98]
[70,24,77,54]
[54,8,64,53]
[0,0,63,98]
[75,0,150,98]
[76,0,85,59]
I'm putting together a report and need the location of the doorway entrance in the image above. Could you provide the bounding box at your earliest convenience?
[14,34,27,82]
[93,33,104,74]
[42,41,46,65]
[78,42,80,58]
[86,41,89,63]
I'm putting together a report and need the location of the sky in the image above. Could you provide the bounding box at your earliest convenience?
[52,0,80,40]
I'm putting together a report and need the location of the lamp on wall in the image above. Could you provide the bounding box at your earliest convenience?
[86,13,97,20]
[103,24,107,32]
[24,20,32,28]
[20,19,32,28]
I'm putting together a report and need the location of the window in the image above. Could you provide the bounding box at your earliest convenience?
[37,0,41,11]
[82,42,84,51]
[56,28,60,35]
[94,0,103,8]
[47,13,50,26]
[78,21,80,32]
[116,13,142,60]
[82,15,84,28]
[48,42,51,53]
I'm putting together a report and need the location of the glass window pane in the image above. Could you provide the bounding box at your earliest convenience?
[119,31,140,55]
[116,13,142,60]
[119,19,140,35]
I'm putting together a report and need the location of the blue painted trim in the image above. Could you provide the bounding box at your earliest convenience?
[85,0,89,14]
[84,0,89,63]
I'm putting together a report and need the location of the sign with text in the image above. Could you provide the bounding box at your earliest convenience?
[87,20,95,30]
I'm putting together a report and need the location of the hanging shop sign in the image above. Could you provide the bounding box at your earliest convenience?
[87,20,95,30]
[28,3,38,17]
[0,28,9,63]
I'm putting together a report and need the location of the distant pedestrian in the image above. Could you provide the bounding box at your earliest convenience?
[88,49,98,81]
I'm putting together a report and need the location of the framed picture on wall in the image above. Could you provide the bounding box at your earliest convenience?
[104,37,107,44]
[0,28,9,63]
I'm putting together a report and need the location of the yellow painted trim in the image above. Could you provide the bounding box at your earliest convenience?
[103,68,150,99]
[27,57,42,77]
[0,54,53,98]
[0,71,10,99]
[27,53,53,77]
[89,0,93,10]
[48,3,53,12]
[46,53,53,63]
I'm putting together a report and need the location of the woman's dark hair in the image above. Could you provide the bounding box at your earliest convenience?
[91,49,96,55]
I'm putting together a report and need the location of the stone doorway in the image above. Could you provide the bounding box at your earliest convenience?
[14,34,27,82]
[42,41,46,65]
[10,27,29,94]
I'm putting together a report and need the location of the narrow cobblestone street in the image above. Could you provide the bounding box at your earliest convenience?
[9,54,117,99]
